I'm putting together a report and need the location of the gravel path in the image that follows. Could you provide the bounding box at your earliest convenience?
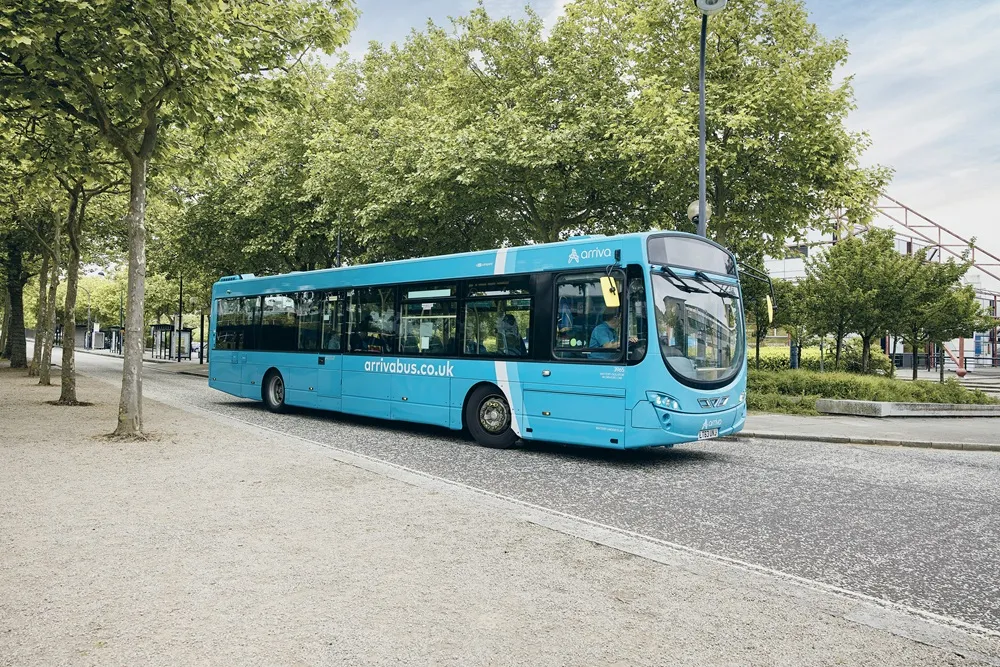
[3,366,998,665]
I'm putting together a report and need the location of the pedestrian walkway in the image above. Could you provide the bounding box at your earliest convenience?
[742,413,1000,451]
[2,368,993,665]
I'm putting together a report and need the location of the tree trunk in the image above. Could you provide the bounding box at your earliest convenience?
[1,287,10,359]
[912,341,919,381]
[115,156,150,436]
[39,258,60,385]
[889,336,898,378]
[939,344,945,384]
[59,196,84,405]
[29,253,49,377]
[861,337,871,374]
[755,333,762,370]
[3,241,28,368]
[40,211,63,386]
[834,326,844,371]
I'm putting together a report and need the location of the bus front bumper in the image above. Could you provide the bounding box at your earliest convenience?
[627,400,747,448]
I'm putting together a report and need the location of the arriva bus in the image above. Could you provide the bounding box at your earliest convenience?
[208,231,771,450]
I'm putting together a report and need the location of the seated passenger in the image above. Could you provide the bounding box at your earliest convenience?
[557,297,574,333]
[497,314,527,357]
[466,339,488,355]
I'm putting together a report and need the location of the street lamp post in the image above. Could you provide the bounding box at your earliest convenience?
[693,0,727,237]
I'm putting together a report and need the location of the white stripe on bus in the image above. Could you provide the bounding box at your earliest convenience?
[494,361,521,437]
[494,247,508,275]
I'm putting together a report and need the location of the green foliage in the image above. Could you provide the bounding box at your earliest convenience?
[749,369,998,411]
[752,341,892,375]
[891,250,992,370]
[612,0,889,256]
[169,0,885,278]
[746,391,820,416]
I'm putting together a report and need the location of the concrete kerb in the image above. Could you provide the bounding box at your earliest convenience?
[730,431,1000,453]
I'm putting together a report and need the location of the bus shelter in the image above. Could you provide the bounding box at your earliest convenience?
[151,324,193,361]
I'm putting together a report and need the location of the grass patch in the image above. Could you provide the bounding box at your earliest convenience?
[747,392,820,416]
[749,368,998,414]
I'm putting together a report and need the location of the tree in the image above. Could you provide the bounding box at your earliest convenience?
[600,0,889,257]
[893,253,990,381]
[742,260,773,369]
[801,247,855,371]
[2,0,356,435]
[831,229,901,373]
[770,279,810,367]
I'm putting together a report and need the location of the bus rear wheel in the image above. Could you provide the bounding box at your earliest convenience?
[263,370,287,413]
[466,385,518,449]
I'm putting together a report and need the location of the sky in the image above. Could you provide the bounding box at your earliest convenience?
[341,0,1000,288]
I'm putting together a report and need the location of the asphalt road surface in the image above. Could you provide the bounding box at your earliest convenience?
[72,352,1000,634]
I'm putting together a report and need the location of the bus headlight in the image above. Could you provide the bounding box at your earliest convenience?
[647,392,681,411]
[739,392,746,404]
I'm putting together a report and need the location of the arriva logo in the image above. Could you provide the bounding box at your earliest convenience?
[567,247,613,264]
[701,418,723,430]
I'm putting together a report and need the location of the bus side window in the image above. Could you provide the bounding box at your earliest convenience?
[296,291,322,352]
[464,278,531,358]
[215,296,258,351]
[347,287,398,354]
[322,292,343,352]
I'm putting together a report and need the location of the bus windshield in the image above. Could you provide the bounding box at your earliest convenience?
[651,271,743,385]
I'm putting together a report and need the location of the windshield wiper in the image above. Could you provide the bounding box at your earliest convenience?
[653,265,707,294]
[694,271,737,299]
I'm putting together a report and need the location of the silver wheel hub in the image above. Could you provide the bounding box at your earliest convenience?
[479,396,509,434]
[270,377,284,405]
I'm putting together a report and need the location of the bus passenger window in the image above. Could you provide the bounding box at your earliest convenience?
[553,272,624,361]
[463,278,531,358]
[322,292,343,352]
[346,287,398,353]
[400,301,456,356]
[260,294,297,351]
[296,292,322,352]
[214,296,259,351]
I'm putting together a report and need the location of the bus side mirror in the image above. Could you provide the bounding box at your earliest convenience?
[765,295,774,325]
[600,276,620,309]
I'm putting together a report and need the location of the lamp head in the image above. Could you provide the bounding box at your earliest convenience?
[687,200,713,224]
[695,0,727,16]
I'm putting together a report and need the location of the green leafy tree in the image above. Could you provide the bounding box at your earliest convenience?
[892,252,991,381]
[605,0,889,256]
[801,246,855,371]
[2,0,356,435]
[770,279,812,367]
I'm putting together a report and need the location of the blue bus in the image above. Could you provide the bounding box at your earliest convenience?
[209,231,767,450]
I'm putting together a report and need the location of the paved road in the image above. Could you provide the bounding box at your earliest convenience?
[72,353,1000,634]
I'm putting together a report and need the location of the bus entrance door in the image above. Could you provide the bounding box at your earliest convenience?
[521,365,627,448]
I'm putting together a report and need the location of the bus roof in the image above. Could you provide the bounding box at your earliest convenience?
[211,231,735,298]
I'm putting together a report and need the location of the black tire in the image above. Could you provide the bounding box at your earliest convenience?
[466,385,518,449]
[262,370,287,413]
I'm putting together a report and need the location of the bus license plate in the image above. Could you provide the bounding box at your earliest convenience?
[698,428,719,441]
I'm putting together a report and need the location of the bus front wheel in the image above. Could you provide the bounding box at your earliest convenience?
[263,370,287,413]
[466,385,518,449]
